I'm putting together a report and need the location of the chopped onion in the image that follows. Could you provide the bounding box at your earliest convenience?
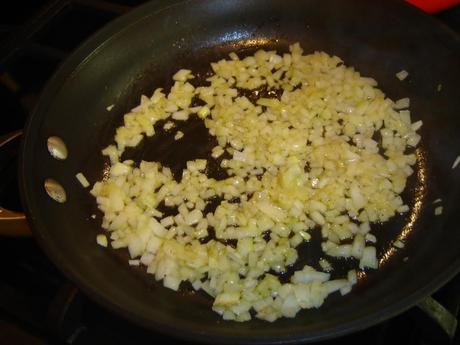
[76,172,90,188]
[96,234,108,247]
[172,110,189,121]
[319,258,332,272]
[434,206,443,216]
[394,98,410,109]
[365,233,377,243]
[347,270,357,285]
[174,131,184,140]
[173,69,193,82]
[393,240,405,248]
[359,247,378,269]
[91,43,421,322]
[163,121,175,130]
[452,155,460,170]
[395,70,408,81]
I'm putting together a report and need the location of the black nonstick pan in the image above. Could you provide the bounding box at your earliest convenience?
[8,0,460,343]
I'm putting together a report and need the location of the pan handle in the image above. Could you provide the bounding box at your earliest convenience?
[418,296,458,339]
[0,130,31,236]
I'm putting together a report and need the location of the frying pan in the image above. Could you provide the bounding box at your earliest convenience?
[3,0,460,343]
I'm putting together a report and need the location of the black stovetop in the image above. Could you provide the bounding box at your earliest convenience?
[0,1,459,344]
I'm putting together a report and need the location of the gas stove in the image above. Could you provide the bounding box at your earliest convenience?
[0,1,459,344]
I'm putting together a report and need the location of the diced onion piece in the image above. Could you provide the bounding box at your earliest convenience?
[359,222,371,234]
[347,270,357,285]
[434,206,443,216]
[76,172,90,188]
[394,98,410,109]
[326,244,352,258]
[110,162,130,176]
[323,279,349,294]
[163,121,175,130]
[365,233,377,243]
[291,266,330,283]
[146,236,163,254]
[452,155,460,170]
[160,216,174,228]
[140,253,155,266]
[359,247,378,269]
[310,211,325,226]
[256,202,286,222]
[340,285,352,296]
[393,240,405,248]
[229,52,239,60]
[128,235,146,258]
[172,110,189,121]
[214,292,240,306]
[173,69,193,82]
[298,230,311,241]
[185,209,203,225]
[395,70,408,81]
[411,120,423,131]
[164,275,181,291]
[319,258,332,272]
[96,234,108,247]
[351,234,365,259]
[197,106,211,119]
[211,146,224,158]
[174,131,184,140]
[397,204,410,213]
